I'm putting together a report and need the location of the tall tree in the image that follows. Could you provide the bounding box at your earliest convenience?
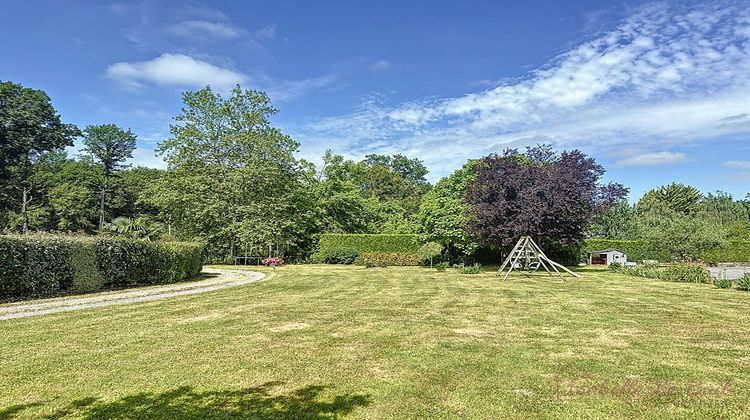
[0,81,80,232]
[81,124,137,229]
[465,145,627,250]
[636,183,702,215]
[417,161,478,254]
[150,85,312,260]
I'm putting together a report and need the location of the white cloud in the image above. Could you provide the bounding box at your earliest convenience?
[169,20,243,39]
[616,151,686,166]
[105,53,246,89]
[261,74,337,101]
[370,60,390,71]
[291,1,750,180]
[255,24,276,40]
[724,160,750,168]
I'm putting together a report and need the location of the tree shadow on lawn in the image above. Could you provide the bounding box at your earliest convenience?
[34,381,371,419]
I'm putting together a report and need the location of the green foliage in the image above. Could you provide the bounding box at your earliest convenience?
[435,262,449,272]
[417,162,478,254]
[584,239,750,263]
[316,151,429,235]
[462,263,483,274]
[95,239,204,288]
[356,252,420,267]
[612,262,712,283]
[67,238,103,292]
[417,241,443,266]
[714,278,732,289]
[586,200,637,239]
[736,274,750,291]
[0,235,203,300]
[637,183,702,215]
[318,234,420,255]
[320,248,359,264]
[608,261,622,270]
[148,85,315,262]
[700,241,750,263]
[637,203,725,260]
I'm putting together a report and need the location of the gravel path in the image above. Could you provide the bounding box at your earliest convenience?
[0,268,266,321]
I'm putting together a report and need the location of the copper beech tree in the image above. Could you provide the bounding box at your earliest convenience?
[465,145,628,249]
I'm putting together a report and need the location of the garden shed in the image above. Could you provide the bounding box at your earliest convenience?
[588,249,627,266]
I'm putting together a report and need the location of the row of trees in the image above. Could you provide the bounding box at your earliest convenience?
[2,80,749,262]
[588,183,750,258]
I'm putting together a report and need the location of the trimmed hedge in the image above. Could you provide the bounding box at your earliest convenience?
[315,234,421,265]
[356,252,421,267]
[700,241,750,263]
[583,239,750,263]
[0,235,204,301]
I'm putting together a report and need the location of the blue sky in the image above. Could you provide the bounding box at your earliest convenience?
[1,0,749,200]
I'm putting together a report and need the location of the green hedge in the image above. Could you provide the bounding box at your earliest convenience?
[314,234,421,265]
[318,234,420,253]
[0,235,204,301]
[355,252,421,267]
[582,239,750,263]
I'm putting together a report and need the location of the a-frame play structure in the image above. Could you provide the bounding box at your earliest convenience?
[496,236,581,280]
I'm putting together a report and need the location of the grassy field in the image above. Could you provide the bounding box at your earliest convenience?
[1,265,749,419]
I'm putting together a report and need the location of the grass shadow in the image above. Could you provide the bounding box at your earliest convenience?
[37,382,370,419]
[0,402,42,420]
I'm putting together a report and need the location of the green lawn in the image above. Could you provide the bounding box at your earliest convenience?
[1,265,749,419]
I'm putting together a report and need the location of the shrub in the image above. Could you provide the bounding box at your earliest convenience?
[737,274,750,291]
[357,252,420,267]
[435,262,449,272]
[321,248,359,264]
[462,263,483,274]
[608,262,622,271]
[417,242,443,267]
[0,235,204,301]
[262,257,285,269]
[714,278,732,289]
[358,253,389,268]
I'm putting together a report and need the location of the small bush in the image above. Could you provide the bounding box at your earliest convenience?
[737,274,750,291]
[323,248,359,264]
[417,242,443,266]
[262,257,285,268]
[463,263,483,274]
[714,278,732,289]
[608,262,622,271]
[435,262,449,272]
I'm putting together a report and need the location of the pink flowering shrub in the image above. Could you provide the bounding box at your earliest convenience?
[262,257,285,269]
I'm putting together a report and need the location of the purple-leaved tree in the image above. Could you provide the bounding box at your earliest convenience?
[465,145,628,250]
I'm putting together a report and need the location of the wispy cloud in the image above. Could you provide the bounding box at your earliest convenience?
[616,151,686,166]
[724,160,750,169]
[168,20,243,39]
[292,1,750,179]
[105,53,247,89]
[255,24,276,40]
[370,60,390,71]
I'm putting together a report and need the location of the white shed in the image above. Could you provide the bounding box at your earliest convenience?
[588,249,628,266]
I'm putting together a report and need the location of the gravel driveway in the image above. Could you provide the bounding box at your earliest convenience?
[0,268,265,320]
[707,266,750,280]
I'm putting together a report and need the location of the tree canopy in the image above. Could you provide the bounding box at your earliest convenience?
[465,145,628,248]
